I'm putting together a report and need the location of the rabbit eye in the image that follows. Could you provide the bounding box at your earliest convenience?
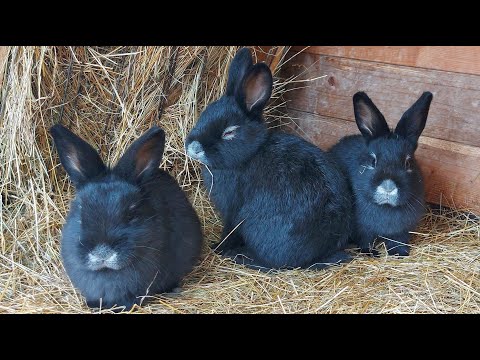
[126,203,139,221]
[222,125,239,140]
[405,155,413,173]
[368,153,377,169]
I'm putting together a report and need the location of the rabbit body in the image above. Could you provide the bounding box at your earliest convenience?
[51,125,203,309]
[187,48,353,270]
[330,92,432,256]
[203,130,353,269]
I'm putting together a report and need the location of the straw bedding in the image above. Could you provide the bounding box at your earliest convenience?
[0,46,479,313]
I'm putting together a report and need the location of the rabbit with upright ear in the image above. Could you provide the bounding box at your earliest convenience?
[50,125,203,310]
[185,47,353,271]
[330,91,433,256]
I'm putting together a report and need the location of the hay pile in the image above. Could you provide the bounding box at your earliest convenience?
[1,46,479,313]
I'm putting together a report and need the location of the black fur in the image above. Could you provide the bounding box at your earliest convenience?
[185,47,353,270]
[50,125,203,310]
[330,91,433,256]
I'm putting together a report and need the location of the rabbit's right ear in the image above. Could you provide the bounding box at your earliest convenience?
[353,92,390,141]
[226,47,254,96]
[50,125,106,187]
[114,126,165,183]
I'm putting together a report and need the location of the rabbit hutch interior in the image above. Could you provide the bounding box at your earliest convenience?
[0,46,478,313]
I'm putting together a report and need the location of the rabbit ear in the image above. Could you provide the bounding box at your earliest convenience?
[395,92,433,145]
[226,48,273,116]
[226,47,254,96]
[114,126,165,183]
[240,63,273,116]
[50,124,106,187]
[353,92,390,141]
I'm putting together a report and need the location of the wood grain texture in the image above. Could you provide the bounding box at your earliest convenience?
[293,46,480,76]
[281,51,480,147]
[286,109,480,212]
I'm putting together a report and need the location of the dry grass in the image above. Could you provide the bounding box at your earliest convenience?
[0,46,479,313]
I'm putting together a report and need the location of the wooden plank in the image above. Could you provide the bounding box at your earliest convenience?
[286,109,480,212]
[280,52,480,148]
[292,46,480,76]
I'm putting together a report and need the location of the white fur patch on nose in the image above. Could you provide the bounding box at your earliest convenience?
[377,179,398,195]
[374,179,399,206]
[187,141,204,157]
[88,245,119,270]
[186,141,208,164]
[106,253,117,263]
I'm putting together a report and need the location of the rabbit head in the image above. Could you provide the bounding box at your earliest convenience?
[352,91,432,207]
[51,125,166,272]
[185,47,273,169]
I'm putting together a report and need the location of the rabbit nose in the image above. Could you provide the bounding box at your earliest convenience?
[187,141,205,158]
[378,179,398,195]
[88,244,118,270]
[90,244,114,260]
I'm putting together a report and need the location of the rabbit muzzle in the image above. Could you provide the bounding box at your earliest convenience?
[373,179,399,206]
[87,244,122,271]
[186,140,209,165]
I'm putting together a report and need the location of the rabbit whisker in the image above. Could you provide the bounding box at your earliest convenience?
[135,246,162,253]
[408,192,427,209]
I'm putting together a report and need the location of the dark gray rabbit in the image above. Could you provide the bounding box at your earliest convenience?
[330,91,432,256]
[51,125,203,310]
[185,48,353,271]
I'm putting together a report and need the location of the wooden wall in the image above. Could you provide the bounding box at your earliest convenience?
[279,46,480,213]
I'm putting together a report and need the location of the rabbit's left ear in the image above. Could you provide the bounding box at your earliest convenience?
[114,127,165,182]
[395,92,433,144]
[240,63,273,116]
[226,48,273,118]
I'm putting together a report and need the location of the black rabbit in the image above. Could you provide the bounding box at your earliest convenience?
[330,91,432,256]
[185,48,353,271]
[50,125,203,310]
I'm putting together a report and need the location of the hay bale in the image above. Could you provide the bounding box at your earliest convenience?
[0,46,479,313]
